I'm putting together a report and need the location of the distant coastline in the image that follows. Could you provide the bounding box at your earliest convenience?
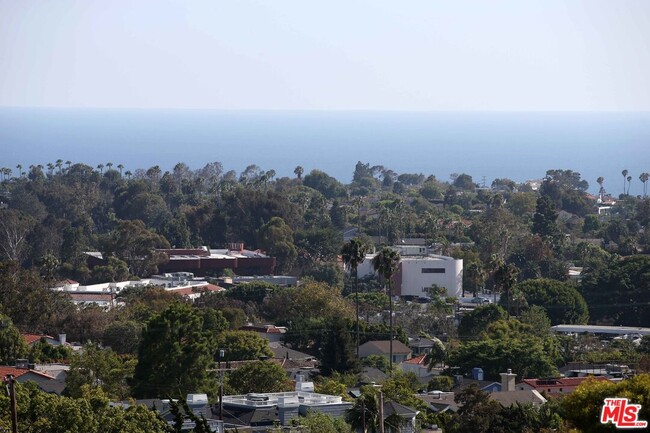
[2,107,649,194]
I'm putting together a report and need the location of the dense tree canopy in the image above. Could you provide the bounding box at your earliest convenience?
[509,278,589,325]
[132,303,218,398]
[580,255,650,326]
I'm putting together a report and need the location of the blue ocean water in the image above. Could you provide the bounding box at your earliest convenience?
[1,108,649,195]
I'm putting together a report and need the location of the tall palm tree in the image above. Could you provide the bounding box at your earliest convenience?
[65,160,72,171]
[16,164,23,177]
[640,173,650,197]
[372,246,400,373]
[487,254,504,303]
[465,261,486,297]
[622,169,628,196]
[342,238,369,357]
[494,262,519,317]
[117,164,124,176]
[596,176,605,197]
[294,165,304,180]
[124,170,132,180]
[106,162,114,172]
[627,176,632,195]
[55,159,63,174]
[97,163,104,174]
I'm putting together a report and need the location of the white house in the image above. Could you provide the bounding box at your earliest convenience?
[357,245,463,299]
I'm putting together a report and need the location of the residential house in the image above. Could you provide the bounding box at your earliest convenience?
[517,376,611,397]
[357,245,463,299]
[221,388,352,430]
[0,363,63,394]
[358,340,412,364]
[400,355,433,379]
[240,325,288,343]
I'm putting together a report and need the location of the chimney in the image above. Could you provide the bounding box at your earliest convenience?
[500,368,516,392]
[59,333,67,345]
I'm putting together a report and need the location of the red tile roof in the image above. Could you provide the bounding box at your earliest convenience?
[22,333,54,345]
[402,354,427,365]
[0,366,55,380]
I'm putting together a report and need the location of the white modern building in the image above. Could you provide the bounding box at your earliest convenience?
[357,245,463,299]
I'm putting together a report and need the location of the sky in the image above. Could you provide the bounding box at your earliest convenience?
[1,0,649,111]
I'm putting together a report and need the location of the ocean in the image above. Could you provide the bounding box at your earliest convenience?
[1,108,649,195]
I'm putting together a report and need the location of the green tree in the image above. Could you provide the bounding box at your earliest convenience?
[101,321,143,355]
[0,382,170,433]
[28,339,73,363]
[0,313,27,364]
[512,278,589,325]
[103,219,170,277]
[423,337,446,371]
[580,255,650,326]
[257,216,297,273]
[341,238,369,356]
[298,411,353,433]
[0,209,35,262]
[493,262,519,317]
[451,319,559,380]
[427,376,453,392]
[132,303,217,398]
[346,385,381,433]
[561,374,650,433]
[265,281,354,324]
[372,247,401,372]
[303,261,345,288]
[532,195,562,246]
[319,317,359,376]
[458,304,508,337]
[226,360,293,394]
[464,261,486,297]
[64,344,134,400]
[215,330,272,361]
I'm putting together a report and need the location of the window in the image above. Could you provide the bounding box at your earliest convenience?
[422,268,445,274]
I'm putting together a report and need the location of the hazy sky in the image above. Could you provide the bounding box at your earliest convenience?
[1,0,649,111]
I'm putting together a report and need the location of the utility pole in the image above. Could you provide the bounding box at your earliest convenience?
[361,398,366,433]
[218,349,225,422]
[378,389,384,433]
[3,374,18,433]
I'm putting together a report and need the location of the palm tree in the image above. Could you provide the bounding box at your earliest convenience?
[622,169,628,196]
[106,162,114,172]
[627,176,632,195]
[294,165,304,180]
[46,163,55,176]
[124,170,132,180]
[342,238,369,357]
[65,160,72,171]
[596,176,605,198]
[16,164,23,177]
[487,254,504,303]
[55,159,63,174]
[423,337,446,371]
[639,173,650,197]
[494,262,519,317]
[465,261,486,297]
[372,246,400,373]
[97,163,104,174]
[117,164,124,176]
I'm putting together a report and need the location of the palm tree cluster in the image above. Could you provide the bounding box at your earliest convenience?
[620,169,649,197]
[1,161,127,181]
[341,238,369,357]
